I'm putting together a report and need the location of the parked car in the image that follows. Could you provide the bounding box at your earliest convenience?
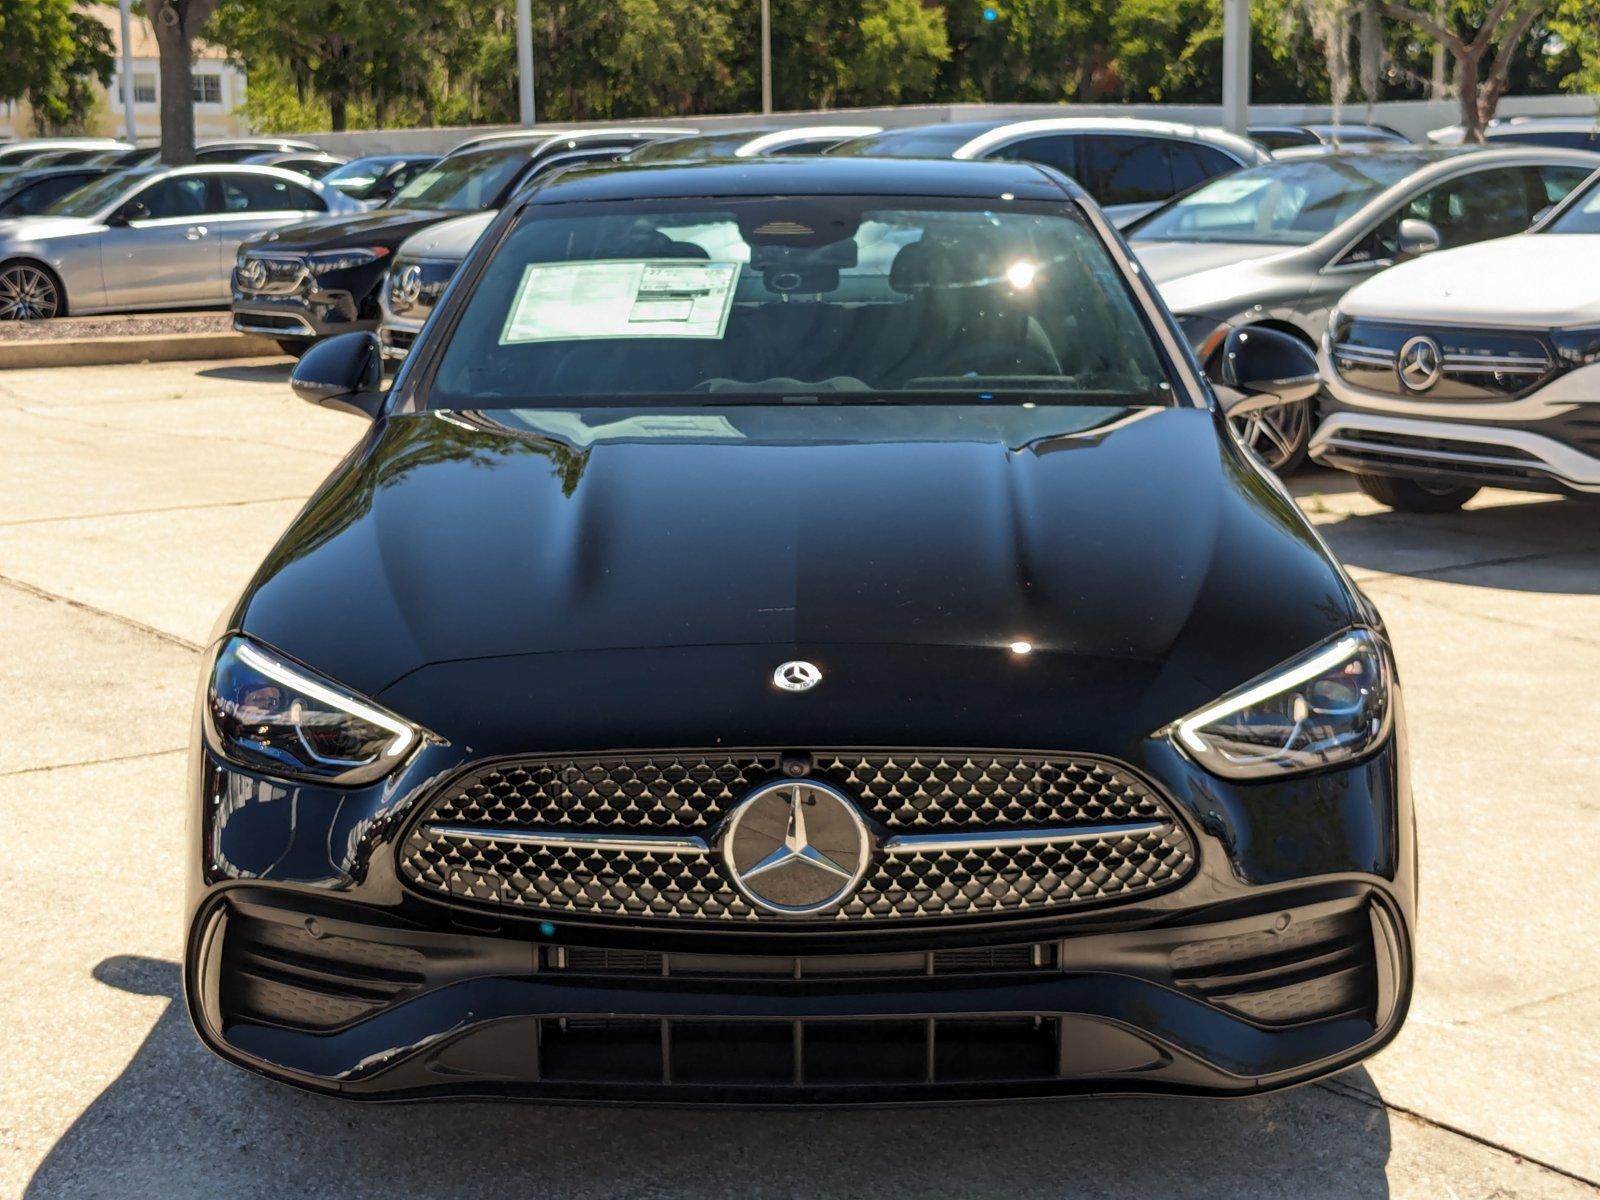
[0,138,126,167]
[451,125,689,156]
[1311,164,1600,510]
[188,155,1412,1105]
[193,137,323,163]
[0,165,359,320]
[102,146,162,168]
[1250,123,1410,153]
[1127,145,1600,471]
[0,166,116,218]
[318,154,439,204]
[233,133,673,354]
[379,146,699,358]
[15,146,132,167]
[1428,115,1600,150]
[627,124,881,161]
[831,117,1268,226]
[242,151,349,179]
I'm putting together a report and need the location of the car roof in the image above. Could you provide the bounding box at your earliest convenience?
[949,116,1266,161]
[523,156,1075,205]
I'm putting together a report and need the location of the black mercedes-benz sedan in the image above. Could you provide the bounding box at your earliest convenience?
[186,157,1414,1105]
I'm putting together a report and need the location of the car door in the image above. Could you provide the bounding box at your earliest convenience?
[97,174,218,309]
[205,173,329,298]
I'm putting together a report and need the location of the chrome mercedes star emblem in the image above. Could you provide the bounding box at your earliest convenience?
[1397,335,1443,392]
[773,660,821,692]
[720,779,871,915]
[238,258,268,291]
[390,263,423,310]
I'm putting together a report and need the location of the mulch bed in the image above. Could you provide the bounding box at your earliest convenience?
[0,312,235,342]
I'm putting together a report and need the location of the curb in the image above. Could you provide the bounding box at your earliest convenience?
[0,330,283,369]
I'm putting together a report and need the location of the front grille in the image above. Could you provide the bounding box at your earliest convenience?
[398,750,1196,923]
[235,254,307,296]
[220,912,426,1031]
[424,751,1172,833]
[548,942,1047,976]
[1332,319,1556,399]
[1171,905,1375,1025]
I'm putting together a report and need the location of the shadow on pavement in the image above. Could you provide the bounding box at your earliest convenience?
[197,362,295,384]
[26,955,1395,1200]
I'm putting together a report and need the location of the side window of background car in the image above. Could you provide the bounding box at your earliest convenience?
[1169,142,1240,193]
[990,134,1080,178]
[1078,136,1175,206]
[1342,168,1538,264]
[1534,164,1592,206]
[123,176,210,220]
[220,175,325,213]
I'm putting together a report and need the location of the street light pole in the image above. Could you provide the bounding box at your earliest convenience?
[118,0,137,144]
[516,0,536,127]
[1221,0,1250,136]
[760,0,772,115]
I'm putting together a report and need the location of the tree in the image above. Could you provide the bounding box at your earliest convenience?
[1379,0,1546,140]
[149,0,221,162]
[0,0,113,133]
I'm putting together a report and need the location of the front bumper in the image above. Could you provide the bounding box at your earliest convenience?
[231,260,387,344]
[1313,351,1600,496]
[185,725,1416,1104]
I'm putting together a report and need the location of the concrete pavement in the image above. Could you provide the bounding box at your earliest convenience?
[2,359,1596,1198]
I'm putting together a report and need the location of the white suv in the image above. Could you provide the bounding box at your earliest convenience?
[1311,168,1600,511]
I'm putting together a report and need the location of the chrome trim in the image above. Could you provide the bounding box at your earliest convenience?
[1332,344,1395,366]
[425,823,711,855]
[882,820,1170,854]
[232,313,315,336]
[1310,412,1600,490]
[1334,344,1551,374]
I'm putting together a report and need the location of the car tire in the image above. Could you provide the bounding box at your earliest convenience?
[276,339,312,358]
[0,259,64,320]
[1356,474,1479,513]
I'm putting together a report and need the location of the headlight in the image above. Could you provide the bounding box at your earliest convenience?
[205,636,419,786]
[306,246,389,276]
[1165,629,1391,780]
[1552,326,1600,368]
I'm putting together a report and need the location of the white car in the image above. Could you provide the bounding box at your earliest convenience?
[378,211,492,358]
[0,164,361,319]
[1311,167,1600,510]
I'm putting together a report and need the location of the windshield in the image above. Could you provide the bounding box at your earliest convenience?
[386,147,529,211]
[427,195,1173,409]
[1546,174,1600,233]
[828,124,1004,158]
[630,132,775,162]
[44,169,150,218]
[323,156,394,190]
[1133,157,1421,244]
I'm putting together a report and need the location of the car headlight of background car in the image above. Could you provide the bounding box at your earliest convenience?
[306,246,390,276]
[1166,629,1392,780]
[204,636,419,786]
[1174,314,1231,365]
[1552,326,1600,368]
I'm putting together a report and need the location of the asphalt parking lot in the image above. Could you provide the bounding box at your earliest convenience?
[3,357,1598,1200]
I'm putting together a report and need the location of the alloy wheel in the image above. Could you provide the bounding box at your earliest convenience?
[1229,397,1312,474]
[0,264,60,320]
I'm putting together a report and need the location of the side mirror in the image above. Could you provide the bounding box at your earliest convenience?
[113,200,151,225]
[1396,217,1441,259]
[1530,203,1554,229]
[1210,325,1320,416]
[290,331,384,418]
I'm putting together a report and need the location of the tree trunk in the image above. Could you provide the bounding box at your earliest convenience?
[149,0,219,166]
[1456,51,1483,142]
[330,95,348,132]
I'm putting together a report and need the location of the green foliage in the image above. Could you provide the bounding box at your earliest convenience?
[0,0,114,132]
[204,0,1600,132]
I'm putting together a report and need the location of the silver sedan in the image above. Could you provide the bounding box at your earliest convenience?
[0,164,361,319]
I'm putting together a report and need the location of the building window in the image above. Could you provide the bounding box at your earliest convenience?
[134,73,157,104]
[192,74,222,104]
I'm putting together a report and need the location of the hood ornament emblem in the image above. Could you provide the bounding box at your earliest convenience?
[773,660,822,692]
[1397,335,1443,392]
[720,780,871,915]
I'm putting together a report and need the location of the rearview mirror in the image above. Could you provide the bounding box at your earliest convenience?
[1209,325,1319,415]
[290,331,384,418]
[1396,218,1441,259]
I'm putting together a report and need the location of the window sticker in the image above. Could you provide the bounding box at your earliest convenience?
[499,259,739,344]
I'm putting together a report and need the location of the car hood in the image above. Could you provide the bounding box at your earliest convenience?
[244,206,460,253]
[1130,240,1288,285]
[397,211,494,260]
[234,405,1359,744]
[1340,233,1600,327]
